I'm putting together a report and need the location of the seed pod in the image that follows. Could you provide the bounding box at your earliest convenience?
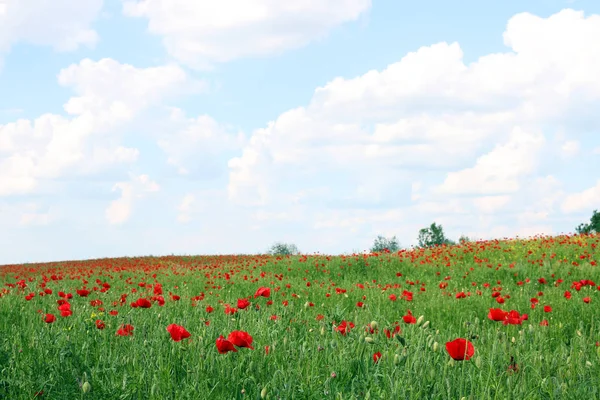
[365,336,375,344]
[370,321,378,330]
[82,382,91,394]
[416,316,424,326]
[433,342,439,352]
[261,387,268,399]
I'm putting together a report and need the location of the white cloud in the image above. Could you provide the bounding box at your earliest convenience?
[122,0,371,68]
[19,204,58,226]
[0,0,103,54]
[106,174,160,225]
[0,59,193,196]
[434,127,545,195]
[158,110,245,176]
[227,9,600,211]
[176,194,195,223]
[472,195,511,214]
[561,180,600,213]
[560,140,580,158]
[58,58,195,125]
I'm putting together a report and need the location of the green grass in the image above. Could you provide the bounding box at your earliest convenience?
[0,234,599,399]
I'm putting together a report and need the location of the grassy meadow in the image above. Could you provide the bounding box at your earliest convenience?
[0,234,599,399]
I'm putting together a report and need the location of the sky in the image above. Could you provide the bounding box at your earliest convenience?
[0,0,599,264]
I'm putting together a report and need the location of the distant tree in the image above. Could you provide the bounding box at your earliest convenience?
[267,242,300,256]
[370,235,400,253]
[458,235,471,244]
[417,222,455,248]
[575,209,600,234]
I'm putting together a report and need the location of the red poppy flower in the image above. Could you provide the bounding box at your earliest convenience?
[487,308,508,322]
[503,310,526,325]
[583,297,591,304]
[227,330,254,349]
[116,324,134,336]
[135,298,152,308]
[543,305,552,313]
[564,291,572,299]
[224,305,237,315]
[373,352,382,363]
[44,313,56,323]
[539,319,548,326]
[254,287,271,298]
[336,320,355,335]
[237,298,250,310]
[95,319,105,330]
[445,338,475,361]
[76,289,90,297]
[389,294,397,301]
[166,324,191,342]
[205,305,214,313]
[216,335,237,354]
[402,311,416,324]
[356,301,364,308]
[384,325,401,339]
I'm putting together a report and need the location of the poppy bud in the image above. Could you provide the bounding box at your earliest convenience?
[433,342,439,352]
[283,337,288,346]
[586,361,592,367]
[82,382,91,394]
[393,354,401,365]
[261,387,268,399]
[577,330,582,337]
[511,337,516,343]
[474,356,481,368]
[320,327,325,336]
[365,337,375,344]
[528,324,534,333]
[416,316,424,326]
[421,321,430,329]
[304,302,310,309]
[370,321,378,330]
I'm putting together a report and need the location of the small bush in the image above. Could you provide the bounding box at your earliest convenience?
[267,242,300,256]
[417,222,455,248]
[575,209,600,235]
[370,235,400,253]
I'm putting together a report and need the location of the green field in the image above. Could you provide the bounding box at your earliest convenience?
[1,234,599,399]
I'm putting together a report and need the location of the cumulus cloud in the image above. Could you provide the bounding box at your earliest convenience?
[106,174,160,225]
[0,59,194,196]
[562,180,600,213]
[0,0,103,54]
[176,194,195,223]
[433,127,545,196]
[158,109,245,177]
[122,0,371,68]
[224,8,600,241]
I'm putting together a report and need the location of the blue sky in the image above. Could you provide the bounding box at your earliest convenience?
[0,0,599,264]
